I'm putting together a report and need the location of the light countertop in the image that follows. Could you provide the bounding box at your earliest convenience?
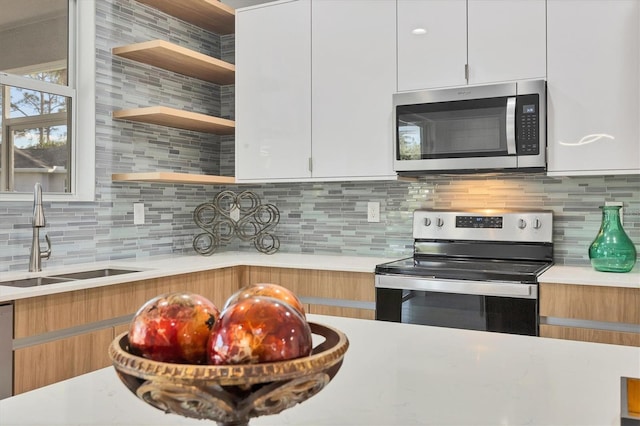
[2,252,638,303]
[539,264,640,288]
[0,252,397,303]
[1,314,639,425]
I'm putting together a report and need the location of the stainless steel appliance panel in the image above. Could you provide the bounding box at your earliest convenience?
[412,210,553,243]
[375,275,537,299]
[375,287,538,336]
[393,82,517,105]
[393,79,546,174]
[0,303,13,399]
[375,209,553,337]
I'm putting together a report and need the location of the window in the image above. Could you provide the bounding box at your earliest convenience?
[0,0,95,201]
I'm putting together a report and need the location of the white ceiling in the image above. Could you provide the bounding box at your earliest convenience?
[0,0,66,30]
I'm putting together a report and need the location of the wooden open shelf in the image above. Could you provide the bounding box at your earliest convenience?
[113,40,235,85]
[114,1,237,186]
[112,172,236,185]
[113,106,235,134]
[135,0,235,34]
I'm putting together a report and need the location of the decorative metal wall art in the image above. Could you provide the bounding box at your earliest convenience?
[193,190,280,255]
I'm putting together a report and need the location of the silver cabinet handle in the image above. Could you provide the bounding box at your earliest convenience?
[506,97,516,155]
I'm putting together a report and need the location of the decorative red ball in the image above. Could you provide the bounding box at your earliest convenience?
[207,296,312,365]
[224,283,306,318]
[128,292,220,364]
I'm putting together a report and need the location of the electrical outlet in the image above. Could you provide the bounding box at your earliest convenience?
[605,201,624,225]
[133,203,145,225]
[230,206,240,222]
[367,202,380,223]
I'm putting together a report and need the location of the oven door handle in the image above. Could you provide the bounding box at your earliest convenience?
[506,96,517,155]
[375,275,537,299]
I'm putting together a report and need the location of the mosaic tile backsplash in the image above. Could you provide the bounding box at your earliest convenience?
[0,0,638,273]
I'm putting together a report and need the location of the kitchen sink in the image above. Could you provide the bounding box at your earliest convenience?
[0,276,72,288]
[0,268,141,288]
[48,268,141,280]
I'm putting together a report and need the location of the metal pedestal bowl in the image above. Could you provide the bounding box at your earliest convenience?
[108,322,349,426]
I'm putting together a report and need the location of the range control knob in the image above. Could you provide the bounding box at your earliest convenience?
[436,217,444,228]
[533,218,542,229]
[518,219,527,229]
[424,218,432,227]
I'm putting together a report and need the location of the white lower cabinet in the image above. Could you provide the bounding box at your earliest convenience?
[235,0,396,182]
[546,0,640,175]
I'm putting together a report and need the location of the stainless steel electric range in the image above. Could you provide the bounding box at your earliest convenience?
[375,210,553,336]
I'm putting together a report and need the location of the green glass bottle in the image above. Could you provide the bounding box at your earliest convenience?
[588,206,637,272]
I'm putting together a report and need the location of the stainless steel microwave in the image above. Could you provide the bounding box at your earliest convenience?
[393,80,546,175]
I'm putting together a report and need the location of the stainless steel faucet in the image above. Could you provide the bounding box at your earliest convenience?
[29,183,51,272]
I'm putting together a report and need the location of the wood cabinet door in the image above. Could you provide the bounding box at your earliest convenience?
[14,269,240,338]
[14,328,113,395]
[539,282,640,347]
[540,325,640,347]
[241,266,375,302]
[12,269,240,395]
[397,0,467,91]
[546,0,640,175]
[311,0,395,180]
[308,304,375,320]
[235,0,312,181]
[467,0,546,85]
[539,283,640,325]
[240,266,375,320]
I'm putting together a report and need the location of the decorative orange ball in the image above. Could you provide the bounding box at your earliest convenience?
[129,292,219,364]
[224,283,306,318]
[207,296,312,365]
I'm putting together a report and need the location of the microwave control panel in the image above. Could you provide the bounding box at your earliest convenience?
[516,94,539,155]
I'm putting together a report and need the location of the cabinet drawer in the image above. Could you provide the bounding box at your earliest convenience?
[241,266,375,302]
[14,328,113,395]
[14,268,240,338]
[540,324,640,347]
[539,283,640,325]
[308,304,374,320]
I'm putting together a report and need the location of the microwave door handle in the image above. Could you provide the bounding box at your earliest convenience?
[506,97,517,155]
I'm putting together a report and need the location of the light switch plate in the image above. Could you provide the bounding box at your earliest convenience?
[367,202,380,223]
[133,203,145,225]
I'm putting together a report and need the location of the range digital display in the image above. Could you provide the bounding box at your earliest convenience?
[456,216,503,229]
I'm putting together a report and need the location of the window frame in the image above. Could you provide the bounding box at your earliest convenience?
[0,0,95,202]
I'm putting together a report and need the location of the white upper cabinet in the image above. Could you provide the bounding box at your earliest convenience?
[236,0,395,182]
[397,0,467,91]
[311,0,396,180]
[235,0,312,181]
[467,0,546,85]
[546,0,640,175]
[397,0,546,91]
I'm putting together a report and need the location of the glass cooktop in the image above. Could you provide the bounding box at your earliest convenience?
[375,256,552,284]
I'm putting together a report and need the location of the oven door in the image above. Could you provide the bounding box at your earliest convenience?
[375,275,538,336]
